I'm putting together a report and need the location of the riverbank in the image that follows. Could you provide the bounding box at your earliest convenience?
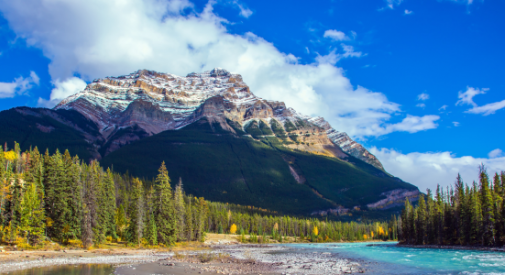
[0,248,169,273]
[397,243,505,252]
[115,244,364,275]
[0,243,364,274]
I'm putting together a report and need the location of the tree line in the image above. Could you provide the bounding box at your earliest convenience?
[399,166,505,247]
[0,142,397,248]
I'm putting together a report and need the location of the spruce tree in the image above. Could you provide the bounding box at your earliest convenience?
[174,179,186,241]
[81,163,97,248]
[400,199,410,243]
[416,194,427,244]
[44,150,71,242]
[185,196,193,241]
[20,182,46,246]
[492,173,503,245]
[196,197,207,242]
[9,174,23,242]
[145,213,158,245]
[154,162,175,245]
[101,169,117,239]
[479,166,495,246]
[127,178,144,246]
[116,204,127,240]
[65,155,83,241]
[470,182,483,245]
[462,184,472,245]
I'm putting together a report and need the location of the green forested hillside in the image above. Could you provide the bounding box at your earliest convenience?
[0,107,99,161]
[0,107,418,215]
[101,118,417,214]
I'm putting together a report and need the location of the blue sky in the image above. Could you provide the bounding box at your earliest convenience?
[0,0,504,190]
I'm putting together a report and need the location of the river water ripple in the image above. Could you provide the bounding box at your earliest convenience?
[281,242,505,274]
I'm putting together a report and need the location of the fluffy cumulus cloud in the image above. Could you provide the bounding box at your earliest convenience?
[0,0,439,138]
[0,71,39,98]
[370,147,505,192]
[38,77,87,108]
[323,29,349,41]
[404,9,413,15]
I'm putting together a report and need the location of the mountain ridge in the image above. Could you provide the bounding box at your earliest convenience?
[55,68,384,170]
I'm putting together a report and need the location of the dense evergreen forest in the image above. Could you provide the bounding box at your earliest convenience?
[0,142,397,249]
[399,167,505,247]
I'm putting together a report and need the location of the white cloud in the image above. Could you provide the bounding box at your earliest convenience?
[370,147,505,192]
[341,44,362,58]
[416,103,425,108]
[439,105,448,111]
[323,30,349,41]
[38,77,87,108]
[383,115,439,134]
[488,149,503,159]
[456,87,505,115]
[404,9,413,15]
[417,93,429,101]
[0,0,439,139]
[456,86,487,107]
[228,0,253,18]
[0,71,39,98]
[452,121,460,127]
[465,99,505,116]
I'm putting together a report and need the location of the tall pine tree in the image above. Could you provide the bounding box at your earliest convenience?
[479,166,495,246]
[154,162,175,245]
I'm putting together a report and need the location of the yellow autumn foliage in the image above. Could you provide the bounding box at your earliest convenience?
[230,224,237,234]
[378,226,385,235]
[4,151,17,161]
[312,226,318,236]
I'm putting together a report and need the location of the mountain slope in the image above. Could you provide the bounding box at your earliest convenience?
[0,68,419,215]
[0,107,102,161]
[101,117,415,214]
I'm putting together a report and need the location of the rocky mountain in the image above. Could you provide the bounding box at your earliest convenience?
[55,68,384,170]
[0,68,419,216]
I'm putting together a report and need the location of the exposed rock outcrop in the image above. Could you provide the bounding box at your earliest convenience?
[55,68,385,169]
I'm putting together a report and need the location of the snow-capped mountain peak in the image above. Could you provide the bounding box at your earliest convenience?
[55,69,384,170]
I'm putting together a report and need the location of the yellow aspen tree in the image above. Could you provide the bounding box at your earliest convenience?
[230,224,237,234]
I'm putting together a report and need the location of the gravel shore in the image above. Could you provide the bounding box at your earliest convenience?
[0,244,364,275]
[115,244,364,275]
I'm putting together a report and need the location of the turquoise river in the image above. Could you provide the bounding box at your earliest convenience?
[282,242,505,274]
